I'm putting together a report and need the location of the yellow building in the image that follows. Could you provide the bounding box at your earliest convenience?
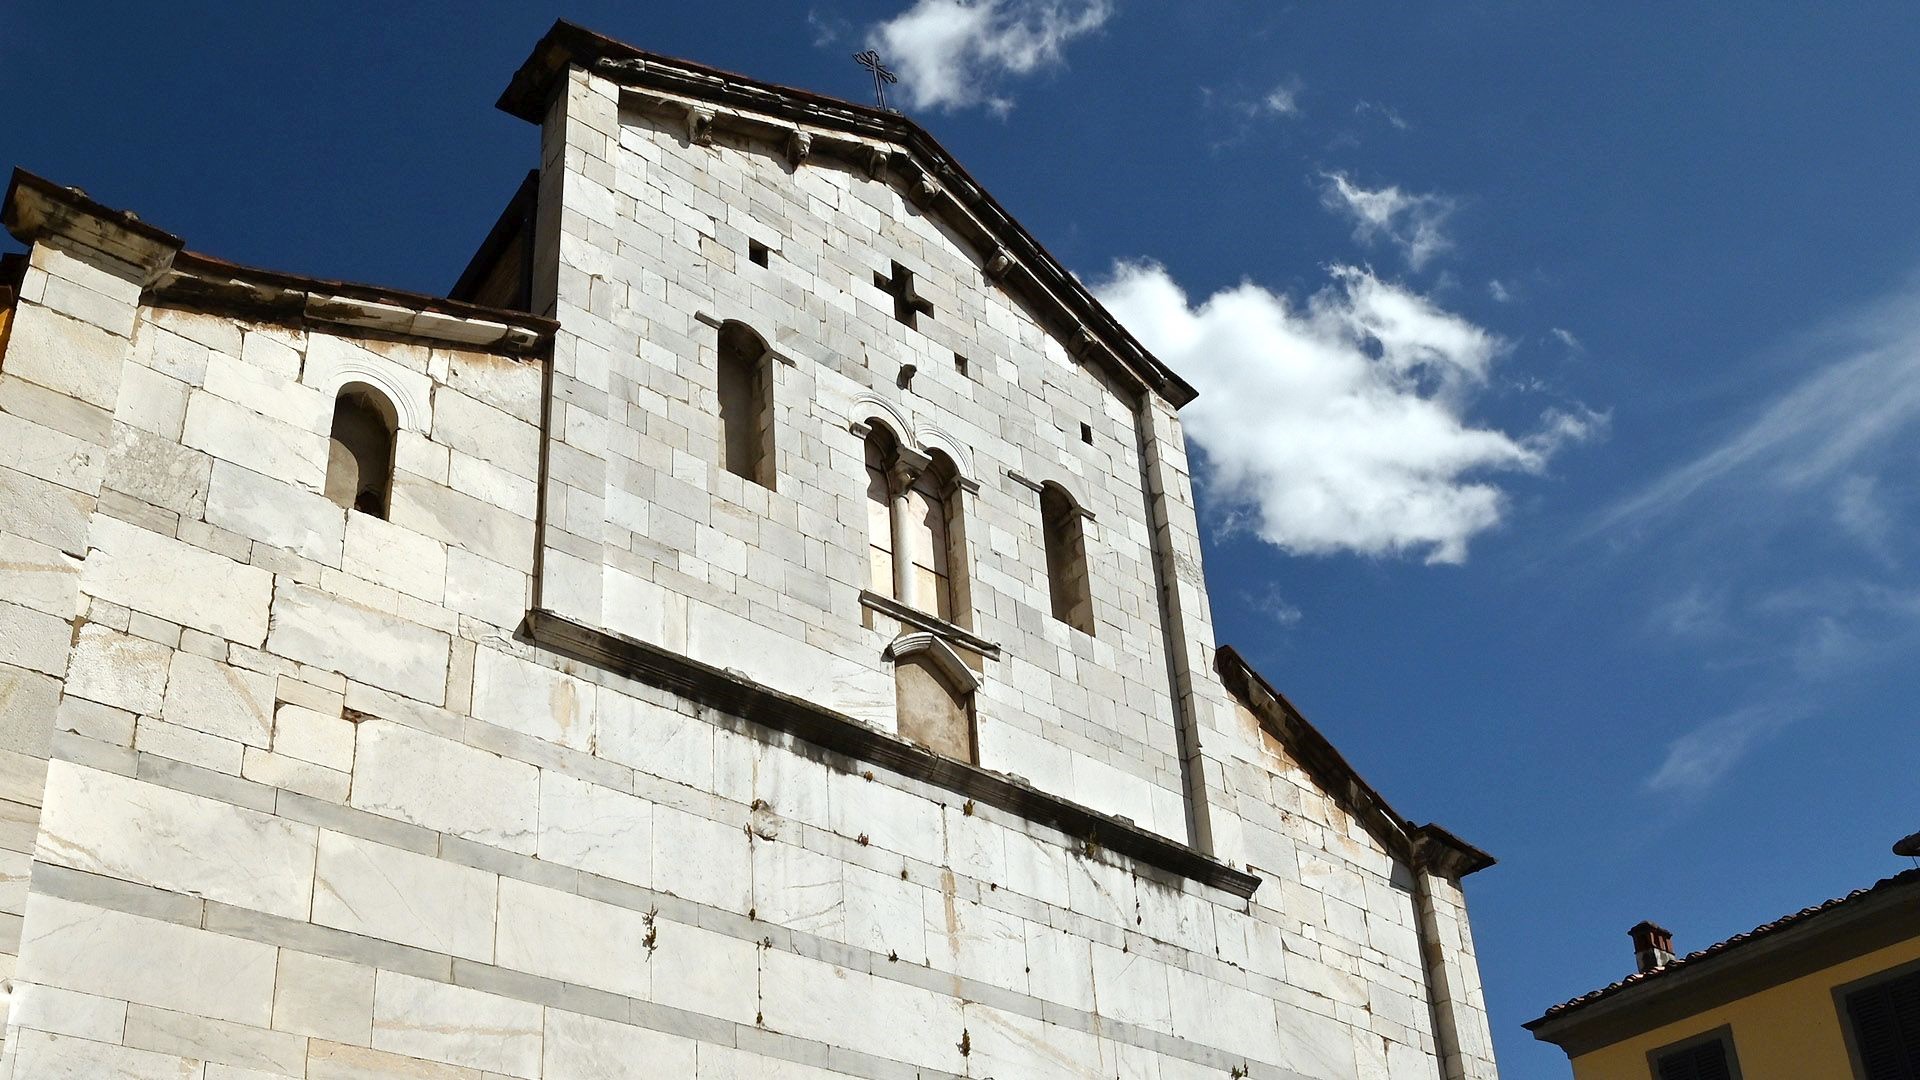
[1525,861,1920,1080]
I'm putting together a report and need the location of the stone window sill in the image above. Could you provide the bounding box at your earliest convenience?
[858,590,1000,659]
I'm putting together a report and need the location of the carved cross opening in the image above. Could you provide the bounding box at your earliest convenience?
[875,261,933,329]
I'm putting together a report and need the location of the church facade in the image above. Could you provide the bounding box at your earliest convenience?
[0,23,1501,1079]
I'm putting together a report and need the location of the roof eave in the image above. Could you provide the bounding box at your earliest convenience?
[3,168,556,357]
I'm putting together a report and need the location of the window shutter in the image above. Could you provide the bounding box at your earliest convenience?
[1653,1038,1732,1080]
[1846,967,1920,1080]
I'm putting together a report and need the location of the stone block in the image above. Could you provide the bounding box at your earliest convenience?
[313,829,497,962]
[1,306,127,409]
[536,770,651,886]
[0,533,80,620]
[124,1004,310,1076]
[266,581,450,706]
[272,950,375,1046]
[82,515,274,646]
[9,1028,201,1080]
[65,622,173,714]
[371,970,542,1079]
[389,469,535,568]
[19,893,277,1025]
[432,386,541,480]
[182,390,328,494]
[542,1008,698,1080]
[306,1040,483,1080]
[494,876,651,1000]
[646,914,760,1024]
[271,703,354,771]
[204,349,331,432]
[0,463,93,556]
[0,411,107,494]
[161,650,276,748]
[37,762,318,920]
[471,647,596,753]
[7,982,129,1043]
[0,600,70,677]
[241,747,350,802]
[204,459,346,565]
[342,513,446,603]
[136,715,245,774]
[443,547,527,627]
[652,804,750,913]
[348,719,537,854]
[0,663,60,757]
[117,360,191,438]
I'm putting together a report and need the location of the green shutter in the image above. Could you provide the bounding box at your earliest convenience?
[1847,967,1920,1080]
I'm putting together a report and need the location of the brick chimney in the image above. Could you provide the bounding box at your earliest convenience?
[1629,921,1676,974]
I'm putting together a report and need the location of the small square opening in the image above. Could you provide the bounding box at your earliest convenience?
[1080,422,1094,445]
[954,353,970,377]
[748,240,770,267]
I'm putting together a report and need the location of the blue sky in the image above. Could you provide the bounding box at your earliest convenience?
[5,4,1918,1074]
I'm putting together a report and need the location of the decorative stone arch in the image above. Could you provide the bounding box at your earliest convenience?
[305,349,429,433]
[884,632,978,762]
[915,423,977,490]
[847,392,914,448]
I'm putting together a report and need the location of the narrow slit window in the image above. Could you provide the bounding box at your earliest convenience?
[748,239,770,267]
[1041,483,1094,634]
[716,321,775,489]
[953,352,969,378]
[325,386,397,519]
[1080,422,1094,445]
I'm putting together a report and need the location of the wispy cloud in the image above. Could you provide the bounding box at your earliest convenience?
[1589,285,1920,539]
[1354,100,1410,131]
[1645,702,1807,795]
[1260,80,1303,118]
[1319,171,1455,270]
[1488,279,1516,303]
[868,0,1111,114]
[1096,261,1601,564]
[1550,327,1583,352]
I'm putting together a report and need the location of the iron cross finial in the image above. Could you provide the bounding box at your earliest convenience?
[853,50,898,111]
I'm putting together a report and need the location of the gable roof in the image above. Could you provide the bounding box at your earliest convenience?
[1215,645,1495,880]
[1527,866,1920,1045]
[496,20,1197,408]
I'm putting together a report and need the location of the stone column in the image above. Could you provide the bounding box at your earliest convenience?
[885,449,930,611]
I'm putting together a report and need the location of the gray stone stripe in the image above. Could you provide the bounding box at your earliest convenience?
[45,733,1319,1077]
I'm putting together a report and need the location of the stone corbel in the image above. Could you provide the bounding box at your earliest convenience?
[883,632,981,693]
[786,129,814,168]
[687,106,716,147]
[594,56,648,78]
[865,147,890,180]
[1070,326,1098,362]
[983,248,1013,280]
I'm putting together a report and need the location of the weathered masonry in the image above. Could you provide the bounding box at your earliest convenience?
[0,21,1501,1079]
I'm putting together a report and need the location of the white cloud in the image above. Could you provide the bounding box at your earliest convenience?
[1320,172,1455,270]
[869,0,1111,113]
[1549,327,1583,351]
[1095,261,1600,564]
[1251,585,1304,627]
[1645,702,1805,794]
[1834,474,1894,561]
[1261,81,1302,118]
[1488,279,1515,303]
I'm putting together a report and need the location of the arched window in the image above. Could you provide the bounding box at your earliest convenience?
[325,386,397,518]
[887,633,977,762]
[1041,482,1094,634]
[716,321,774,488]
[862,423,970,626]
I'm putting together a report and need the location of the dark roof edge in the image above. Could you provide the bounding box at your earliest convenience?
[495,20,1198,408]
[1525,867,1920,1046]
[4,168,557,356]
[450,169,539,301]
[1215,645,1495,880]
